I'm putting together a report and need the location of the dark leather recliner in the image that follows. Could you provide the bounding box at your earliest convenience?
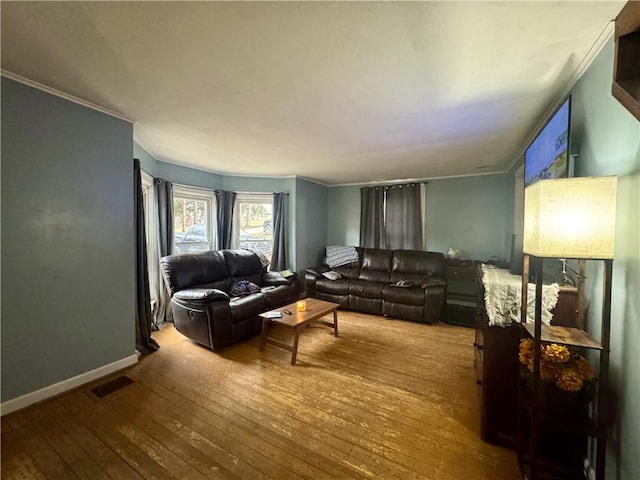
[305,248,446,324]
[161,249,298,351]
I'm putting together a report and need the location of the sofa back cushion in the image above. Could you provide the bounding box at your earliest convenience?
[223,249,265,285]
[390,250,445,283]
[161,250,230,294]
[358,248,392,283]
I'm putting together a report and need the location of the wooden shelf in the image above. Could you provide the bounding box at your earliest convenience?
[520,395,598,437]
[523,324,602,350]
[613,1,640,121]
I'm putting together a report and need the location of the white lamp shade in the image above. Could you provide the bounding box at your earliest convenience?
[523,177,617,259]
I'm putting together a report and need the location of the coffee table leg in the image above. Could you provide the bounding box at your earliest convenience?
[333,309,339,337]
[260,318,268,352]
[291,326,300,365]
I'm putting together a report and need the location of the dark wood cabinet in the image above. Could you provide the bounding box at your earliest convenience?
[473,265,578,447]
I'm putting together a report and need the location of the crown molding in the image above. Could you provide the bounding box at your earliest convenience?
[505,20,615,173]
[1,70,133,123]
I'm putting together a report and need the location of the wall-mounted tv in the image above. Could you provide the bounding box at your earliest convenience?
[524,96,572,187]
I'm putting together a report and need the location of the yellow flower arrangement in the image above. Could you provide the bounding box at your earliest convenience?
[518,338,595,392]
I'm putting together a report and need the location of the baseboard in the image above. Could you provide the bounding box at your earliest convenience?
[0,354,139,416]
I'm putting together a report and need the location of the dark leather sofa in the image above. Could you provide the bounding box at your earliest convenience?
[161,249,298,351]
[305,248,446,324]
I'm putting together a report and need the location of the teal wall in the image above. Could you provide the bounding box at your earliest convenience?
[326,174,513,262]
[327,186,361,246]
[294,178,328,272]
[1,78,135,402]
[426,174,512,261]
[568,38,639,480]
[134,142,158,177]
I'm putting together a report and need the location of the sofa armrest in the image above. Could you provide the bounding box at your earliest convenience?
[305,266,330,277]
[263,271,298,286]
[420,277,447,289]
[173,288,229,302]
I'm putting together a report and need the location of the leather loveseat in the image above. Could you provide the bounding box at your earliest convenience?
[161,249,298,351]
[305,248,446,324]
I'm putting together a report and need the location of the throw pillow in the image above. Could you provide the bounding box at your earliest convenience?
[392,280,416,288]
[325,246,359,268]
[322,271,342,280]
[230,280,261,297]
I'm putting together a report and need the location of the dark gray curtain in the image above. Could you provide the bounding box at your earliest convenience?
[271,192,288,271]
[155,178,173,324]
[359,186,385,248]
[385,183,423,250]
[134,159,159,353]
[215,190,236,249]
[156,178,174,256]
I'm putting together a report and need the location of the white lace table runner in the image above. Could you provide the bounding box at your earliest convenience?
[481,264,559,327]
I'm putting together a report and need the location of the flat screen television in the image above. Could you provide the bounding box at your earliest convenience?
[524,96,572,187]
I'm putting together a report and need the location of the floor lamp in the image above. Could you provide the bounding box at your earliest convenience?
[522,176,617,480]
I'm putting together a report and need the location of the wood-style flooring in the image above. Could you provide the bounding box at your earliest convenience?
[1,311,520,479]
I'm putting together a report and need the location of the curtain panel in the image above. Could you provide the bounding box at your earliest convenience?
[134,159,159,353]
[359,183,424,250]
[385,183,423,250]
[271,192,288,271]
[215,190,236,249]
[360,186,385,248]
[155,178,174,325]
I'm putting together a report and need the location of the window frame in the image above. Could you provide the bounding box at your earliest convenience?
[233,193,274,260]
[172,185,216,254]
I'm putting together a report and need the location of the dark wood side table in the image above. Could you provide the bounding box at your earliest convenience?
[444,259,480,327]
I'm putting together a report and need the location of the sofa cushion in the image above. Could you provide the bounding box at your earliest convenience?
[161,251,229,294]
[316,277,350,295]
[392,250,445,277]
[223,249,265,278]
[262,285,296,308]
[382,285,425,306]
[333,264,361,280]
[358,249,392,283]
[229,293,267,324]
[173,288,229,302]
[349,280,386,299]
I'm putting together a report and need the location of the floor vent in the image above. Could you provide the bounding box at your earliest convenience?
[90,375,134,398]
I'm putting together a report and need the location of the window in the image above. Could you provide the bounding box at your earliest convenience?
[234,194,273,261]
[173,186,215,254]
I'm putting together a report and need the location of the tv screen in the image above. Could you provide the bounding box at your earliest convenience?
[524,96,571,187]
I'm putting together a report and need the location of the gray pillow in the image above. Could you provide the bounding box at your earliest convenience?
[322,271,342,280]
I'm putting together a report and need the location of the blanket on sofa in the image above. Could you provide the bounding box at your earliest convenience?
[325,246,359,268]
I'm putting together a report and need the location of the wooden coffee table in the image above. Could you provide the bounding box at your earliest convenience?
[259,298,339,365]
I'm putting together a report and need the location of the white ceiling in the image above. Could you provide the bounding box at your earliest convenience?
[1,1,624,185]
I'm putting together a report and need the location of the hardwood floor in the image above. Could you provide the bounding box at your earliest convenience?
[1,311,520,479]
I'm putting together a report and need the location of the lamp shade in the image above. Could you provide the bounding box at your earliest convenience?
[523,177,617,259]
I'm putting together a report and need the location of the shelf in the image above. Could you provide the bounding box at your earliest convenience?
[613,1,640,121]
[520,395,598,437]
[523,324,602,350]
[519,458,588,480]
